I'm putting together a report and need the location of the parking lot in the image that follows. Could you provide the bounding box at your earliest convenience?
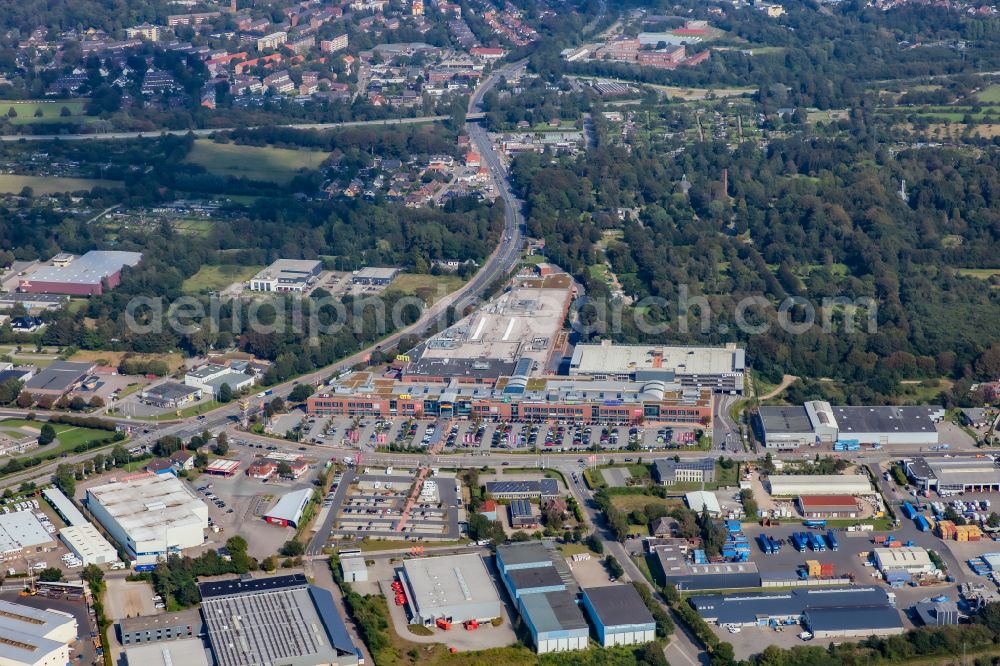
[185,455,321,558]
[303,415,704,454]
[321,466,462,547]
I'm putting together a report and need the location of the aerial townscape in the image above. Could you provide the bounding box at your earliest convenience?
[1,0,1000,665]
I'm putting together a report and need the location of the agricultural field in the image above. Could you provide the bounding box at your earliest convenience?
[182,264,263,294]
[388,273,464,305]
[0,175,118,195]
[0,100,88,125]
[184,141,329,184]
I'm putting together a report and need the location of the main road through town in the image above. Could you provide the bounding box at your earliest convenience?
[0,64,525,484]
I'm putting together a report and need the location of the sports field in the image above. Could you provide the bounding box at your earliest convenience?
[184,141,329,184]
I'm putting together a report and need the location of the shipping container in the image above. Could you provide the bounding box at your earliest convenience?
[902,502,918,520]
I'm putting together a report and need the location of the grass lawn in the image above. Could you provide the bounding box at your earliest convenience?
[388,273,464,305]
[66,299,87,314]
[184,140,328,184]
[182,264,262,294]
[823,517,895,531]
[0,100,87,125]
[610,495,683,513]
[898,378,953,402]
[0,418,110,450]
[588,264,610,280]
[956,268,1000,281]
[0,175,120,195]
[654,84,757,100]
[68,350,185,372]
[978,84,1000,103]
[173,219,214,236]
[557,542,594,556]
[522,255,544,265]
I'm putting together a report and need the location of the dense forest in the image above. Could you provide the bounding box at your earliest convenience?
[511,101,1000,404]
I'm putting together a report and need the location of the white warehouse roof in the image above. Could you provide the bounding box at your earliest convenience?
[874,547,934,572]
[43,487,87,526]
[768,474,872,496]
[685,491,721,515]
[264,488,313,527]
[0,511,55,554]
[60,524,119,565]
[87,474,207,543]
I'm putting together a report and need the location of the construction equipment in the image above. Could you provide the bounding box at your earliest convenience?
[436,618,452,630]
[464,620,479,630]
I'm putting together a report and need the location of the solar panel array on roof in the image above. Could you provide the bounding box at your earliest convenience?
[198,574,306,600]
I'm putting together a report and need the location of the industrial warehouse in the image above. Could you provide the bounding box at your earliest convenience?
[398,553,503,626]
[688,586,904,637]
[495,542,589,654]
[247,258,321,293]
[18,250,142,296]
[86,473,208,566]
[652,541,762,591]
[59,523,119,566]
[905,456,1000,493]
[198,574,359,666]
[263,488,313,528]
[756,401,944,448]
[0,510,54,557]
[0,600,79,666]
[580,585,656,647]
[767,474,873,496]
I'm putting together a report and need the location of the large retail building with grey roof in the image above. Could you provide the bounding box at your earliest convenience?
[569,341,745,394]
[757,400,944,449]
